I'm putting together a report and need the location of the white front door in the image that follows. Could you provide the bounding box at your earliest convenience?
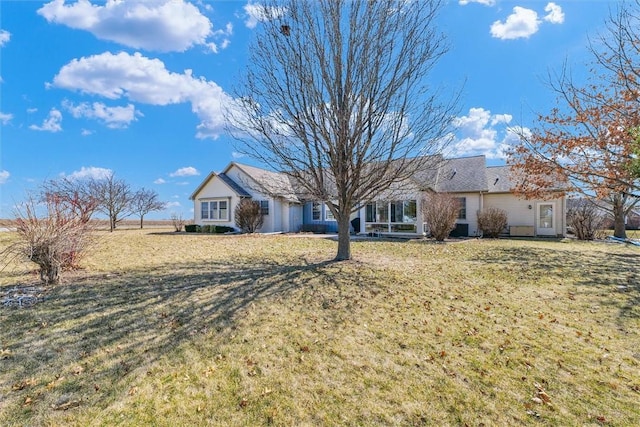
[537,203,556,236]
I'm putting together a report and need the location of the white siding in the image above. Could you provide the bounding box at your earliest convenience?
[483,193,565,236]
[193,177,238,229]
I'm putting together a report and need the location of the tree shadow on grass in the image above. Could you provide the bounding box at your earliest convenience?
[473,244,640,322]
[0,256,377,417]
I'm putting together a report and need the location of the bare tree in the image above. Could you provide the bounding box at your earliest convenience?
[131,188,165,229]
[41,176,101,224]
[93,173,133,232]
[421,192,458,242]
[229,0,457,260]
[234,199,264,233]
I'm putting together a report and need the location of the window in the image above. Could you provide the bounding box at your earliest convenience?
[365,203,376,222]
[201,201,209,219]
[312,202,321,221]
[376,201,389,222]
[325,203,335,221]
[260,200,269,215]
[200,199,229,221]
[455,197,467,220]
[391,200,417,223]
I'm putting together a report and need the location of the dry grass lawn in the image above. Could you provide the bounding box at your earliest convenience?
[0,229,639,426]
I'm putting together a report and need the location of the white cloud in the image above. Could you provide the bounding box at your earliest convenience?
[27,108,38,114]
[490,6,540,40]
[170,167,199,177]
[0,30,10,47]
[81,128,94,136]
[62,100,141,128]
[243,2,286,29]
[0,170,9,185]
[66,166,112,180]
[37,0,212,53]
[154,178,166,184]
[450,107,514,159]
[164,201,181,209]
[231,151,246,159]
[459,0,495,6]
[544,2,564,24]
[51,51,232,138]
[29,108,63,132]
[0,112,13,125]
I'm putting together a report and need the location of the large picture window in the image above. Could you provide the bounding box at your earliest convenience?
[365,200,417,233]
[201,199,229,221]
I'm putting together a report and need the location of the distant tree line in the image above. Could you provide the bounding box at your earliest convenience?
[42,173,165,231]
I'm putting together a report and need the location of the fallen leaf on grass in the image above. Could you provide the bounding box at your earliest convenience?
[51,399,81,411]
[12,378,37,391]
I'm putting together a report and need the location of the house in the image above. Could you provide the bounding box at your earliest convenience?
[190,155,566,237]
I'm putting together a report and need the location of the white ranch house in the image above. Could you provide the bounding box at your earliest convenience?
[190,155,566,238]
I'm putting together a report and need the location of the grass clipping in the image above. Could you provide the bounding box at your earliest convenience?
[0,229,639,426]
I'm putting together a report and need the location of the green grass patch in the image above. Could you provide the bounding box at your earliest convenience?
[1,230,639,425]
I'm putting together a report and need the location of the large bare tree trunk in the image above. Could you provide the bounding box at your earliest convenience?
[229,0,457,261]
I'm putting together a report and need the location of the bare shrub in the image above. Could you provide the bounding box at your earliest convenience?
[170,213,185,232]
[3,195,94,285]
[421,193,459,242]
[567,198,606,240]
[477,207,508,238]
[234,199,264,233]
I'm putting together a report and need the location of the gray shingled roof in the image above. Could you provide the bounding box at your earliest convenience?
[485,165,514,193]
[218,173,252,197]
[231,163,301,203]
[433,156,488,193]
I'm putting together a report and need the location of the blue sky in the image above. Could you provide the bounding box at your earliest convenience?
[0,0,615,219]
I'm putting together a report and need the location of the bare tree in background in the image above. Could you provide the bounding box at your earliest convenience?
[93,173,133,232]
[229,0,457,260]
[41,177,101,224]
[131,188,165,229]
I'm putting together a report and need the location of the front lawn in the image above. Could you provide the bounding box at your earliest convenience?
[1,231,638,426]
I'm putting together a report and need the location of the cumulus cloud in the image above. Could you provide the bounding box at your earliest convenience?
[0,170,9,185]
[0,112,13,125]
[66,166,112,180]
[30,108,63,132]
[544,2,564,24]
[0,29,10,47]
[490,3,564,40]
[450,107,514,159]
[62,100,141,128]
[459,0,495,6]
[50,51,232,138]
[154,178,166,184]
[490,6,540,40]
[169,167,199,177]
[37,0,213,52]
[243,2,286,29]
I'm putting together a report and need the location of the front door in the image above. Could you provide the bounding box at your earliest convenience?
[537,203,556,236]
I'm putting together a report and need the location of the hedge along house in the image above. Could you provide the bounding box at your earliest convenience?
[191,156,566,237]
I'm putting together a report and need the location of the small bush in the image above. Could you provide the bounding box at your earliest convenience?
[185,224,201,233]
[567,198,605,240]
[234,199,264,233]
[2,195,94,285]
[171,213,185,232]
[215,226,235,234]
[477,207,508,238]
[421,193,459,241]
